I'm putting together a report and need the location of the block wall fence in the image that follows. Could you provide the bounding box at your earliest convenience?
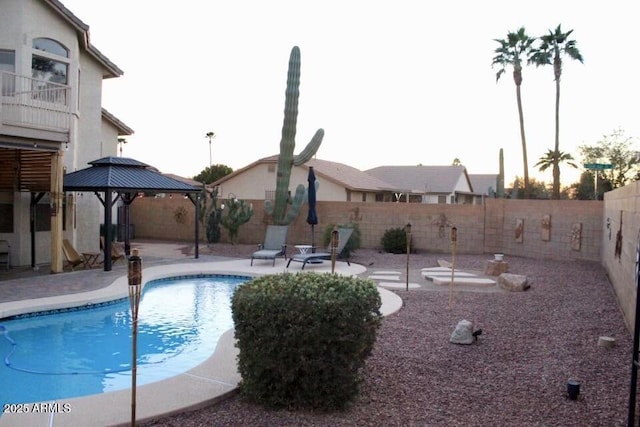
[130,197,603,262]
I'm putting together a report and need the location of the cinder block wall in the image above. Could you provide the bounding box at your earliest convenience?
[603,182,640,331]
[130,197,602,261]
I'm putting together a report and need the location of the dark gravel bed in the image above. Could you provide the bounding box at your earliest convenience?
[142,251,633,427]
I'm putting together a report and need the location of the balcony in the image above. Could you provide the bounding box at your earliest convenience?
[0,71,71,141]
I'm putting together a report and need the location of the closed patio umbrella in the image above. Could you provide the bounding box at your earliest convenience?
[306,167,318,250]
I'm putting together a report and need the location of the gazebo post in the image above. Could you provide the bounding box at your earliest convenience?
[104,188,113,271]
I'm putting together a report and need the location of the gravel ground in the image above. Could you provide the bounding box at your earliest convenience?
[143,246,633,427]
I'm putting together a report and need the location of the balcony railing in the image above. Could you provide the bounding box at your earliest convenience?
[0,71,71,133]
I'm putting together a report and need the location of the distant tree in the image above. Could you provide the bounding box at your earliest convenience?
[534,149,578,182]
[493,27,536,198]
[509,176,550,199]
[193,164,233,185]
[530,24,583,199]
[568,171,613,200]
[578,128,640,189]
[452,158,462,166]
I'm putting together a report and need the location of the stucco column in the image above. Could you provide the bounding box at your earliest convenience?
[50,151,64,273]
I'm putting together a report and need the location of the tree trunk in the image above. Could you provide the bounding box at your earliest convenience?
[552,69,561,199]
[515,83,530,199]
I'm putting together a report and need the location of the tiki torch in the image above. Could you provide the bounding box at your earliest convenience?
[405,223,412,291]
[128,249,142,427]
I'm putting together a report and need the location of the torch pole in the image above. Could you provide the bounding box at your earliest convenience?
[449,227,457,309]
[405,223,412,292]
[128,249,142,427]
[330,226,339,274]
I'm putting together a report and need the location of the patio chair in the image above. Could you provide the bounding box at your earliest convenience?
[62,239,86,271]
[0,240,10,271]
[100,236,126,265]
[286,227,353,270]
[250,225,289,266]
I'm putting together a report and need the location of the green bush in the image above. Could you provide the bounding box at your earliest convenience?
[232,272,382,410]
[381,227,408,254]
[321,223,361,258]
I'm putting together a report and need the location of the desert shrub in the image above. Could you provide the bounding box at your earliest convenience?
[232,272,382,411]
[381,227,408,254]
[321,223,361,258]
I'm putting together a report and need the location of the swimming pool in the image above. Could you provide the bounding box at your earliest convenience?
[0,274,248,405]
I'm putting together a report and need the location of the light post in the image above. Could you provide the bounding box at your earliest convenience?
[205,132,215,168]
[405,223,411,291]
[128,249,142,427]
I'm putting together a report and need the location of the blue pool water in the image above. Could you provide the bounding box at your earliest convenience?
[0,274,247,405]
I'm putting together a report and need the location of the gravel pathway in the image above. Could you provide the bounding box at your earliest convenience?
[143,248,633,427]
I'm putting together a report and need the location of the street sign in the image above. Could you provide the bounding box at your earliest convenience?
[584,163,613,170]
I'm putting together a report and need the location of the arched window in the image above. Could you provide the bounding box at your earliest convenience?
[32,38,69,103]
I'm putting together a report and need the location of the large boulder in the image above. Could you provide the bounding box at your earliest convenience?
[498,273,530,292]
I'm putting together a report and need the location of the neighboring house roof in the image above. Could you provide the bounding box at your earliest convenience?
[102,109,134,136]
[44,0,123,78]
[468,174,498,195]
[164,173,207,189]
[64,157,201,193]
[365,165,473,194]
[213,155,397,193]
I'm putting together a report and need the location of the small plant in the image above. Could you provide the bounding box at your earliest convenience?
[381,227,408,254]
[220,197,253,244]
[232,272,382,410]
[322,223,361,258]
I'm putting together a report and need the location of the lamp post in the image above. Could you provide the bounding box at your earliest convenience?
[128,249,142,427]
[205,132,215,168]
[405,223,411,291]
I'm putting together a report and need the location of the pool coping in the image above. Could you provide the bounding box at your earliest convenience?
[0,259,402,427]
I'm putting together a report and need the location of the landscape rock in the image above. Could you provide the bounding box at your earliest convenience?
[450,319,474,345]
[498,273,530,292]
[485,260,509,276]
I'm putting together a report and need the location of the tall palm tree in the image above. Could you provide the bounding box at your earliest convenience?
[535,148,578,181]
[530,24,584,199]
[492,27,536,198]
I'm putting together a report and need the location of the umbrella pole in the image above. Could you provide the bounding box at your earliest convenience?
[311,224,315,253]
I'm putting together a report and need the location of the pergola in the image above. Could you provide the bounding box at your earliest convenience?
[63,156,202,271]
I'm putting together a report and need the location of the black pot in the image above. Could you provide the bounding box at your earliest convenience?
[567,380,581,400]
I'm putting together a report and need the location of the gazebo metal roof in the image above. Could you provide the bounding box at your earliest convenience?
[63,156,201,193]
[63,156,202,271]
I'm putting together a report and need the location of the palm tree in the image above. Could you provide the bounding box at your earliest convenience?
[535,149,578,181]
[493,27,536,198]
[530,25,584,199]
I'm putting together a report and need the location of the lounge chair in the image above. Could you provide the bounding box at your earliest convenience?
[0,240,10,271]
[251,225,289,266]
[100,236,126,265]
[286,227,353,270]
[62,239,86,271]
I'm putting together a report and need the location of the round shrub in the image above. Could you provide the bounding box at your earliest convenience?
[381,227,408,254]
[232,272,382,410]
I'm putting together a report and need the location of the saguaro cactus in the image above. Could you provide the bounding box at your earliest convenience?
[265,46,324,225]
[497,148,505,198]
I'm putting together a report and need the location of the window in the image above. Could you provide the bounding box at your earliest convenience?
[437,195,446,204]
[32,38,69,104]
[0,49,15,95]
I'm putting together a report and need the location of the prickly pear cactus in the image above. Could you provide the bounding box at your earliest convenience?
[264,46,324,225]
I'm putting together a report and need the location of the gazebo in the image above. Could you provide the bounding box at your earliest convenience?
[63,157,202,271]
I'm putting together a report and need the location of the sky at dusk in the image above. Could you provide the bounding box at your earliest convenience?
[61,0,640,186]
